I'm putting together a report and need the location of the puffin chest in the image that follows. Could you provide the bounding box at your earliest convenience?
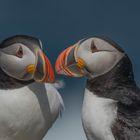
[82,89,117,140]
[0,83,52,140]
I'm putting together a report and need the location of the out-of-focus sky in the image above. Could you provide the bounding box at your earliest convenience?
[0,0,140,139]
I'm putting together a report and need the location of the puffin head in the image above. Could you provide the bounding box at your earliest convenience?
[55,37,125,79]
[0,35,55,83]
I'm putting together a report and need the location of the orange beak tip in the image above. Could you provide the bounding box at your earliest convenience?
[55,44,85,77]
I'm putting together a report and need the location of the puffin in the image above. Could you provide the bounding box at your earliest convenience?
[55,37,140,140]
[0,35,64,140]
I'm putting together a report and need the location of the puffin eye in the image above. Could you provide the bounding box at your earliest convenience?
[90,40,98,53]
[16,46,23,58]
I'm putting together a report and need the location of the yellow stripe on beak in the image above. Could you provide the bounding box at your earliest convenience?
[26,64,36,74]
[76,57,86,69]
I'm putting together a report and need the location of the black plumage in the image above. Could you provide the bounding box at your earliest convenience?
[86,49,140,140]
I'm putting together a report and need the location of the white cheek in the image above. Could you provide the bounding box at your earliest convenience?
[76,47,91,59]
[83,51,124,77]
[0,50,35,79]
[0,54,24,78]
[22,50,35,67]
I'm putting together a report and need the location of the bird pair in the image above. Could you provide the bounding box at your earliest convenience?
[0,35,140,140]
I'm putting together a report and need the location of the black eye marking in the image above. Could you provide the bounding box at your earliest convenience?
[16,46,23,58]
[90,40,98,53]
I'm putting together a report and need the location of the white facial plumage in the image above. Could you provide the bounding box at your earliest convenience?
[75,38,125,78]
[0,43,36,81]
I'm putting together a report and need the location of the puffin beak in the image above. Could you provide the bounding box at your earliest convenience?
[27,49,55,83]
[55,44,86,77]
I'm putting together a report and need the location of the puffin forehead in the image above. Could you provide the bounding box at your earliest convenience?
[78,38,93,51]
[93,37,124,52]
[0,35,42,51]
[79,38,93,47]
[80,37,124,53]
[2,43,25,52]
[0,43,36,57]
[1,43,26,55]
[1,42,40,56]
[93,38,119,51]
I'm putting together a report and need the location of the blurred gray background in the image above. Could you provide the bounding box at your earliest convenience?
[0,0,140,139]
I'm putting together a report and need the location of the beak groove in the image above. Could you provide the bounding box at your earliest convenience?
[42,52,55,83]
[55,45,75,73]
[55,45,76,76]
[34,49,55,83]
[55,44,85,77]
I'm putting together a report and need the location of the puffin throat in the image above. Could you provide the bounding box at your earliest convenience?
[87,55,135,90]
[86,55,140,107]
[0,68,33,89]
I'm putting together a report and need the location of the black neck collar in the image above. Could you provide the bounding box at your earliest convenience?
[0,68,34,89]
[87,55,135,90]
[86,55,140,107]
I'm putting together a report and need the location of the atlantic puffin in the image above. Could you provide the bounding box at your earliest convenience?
[55,37,140,140]
[0,35,64,140]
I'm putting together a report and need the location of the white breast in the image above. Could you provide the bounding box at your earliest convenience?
[82,89,117,140]
[0,82,63,140]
